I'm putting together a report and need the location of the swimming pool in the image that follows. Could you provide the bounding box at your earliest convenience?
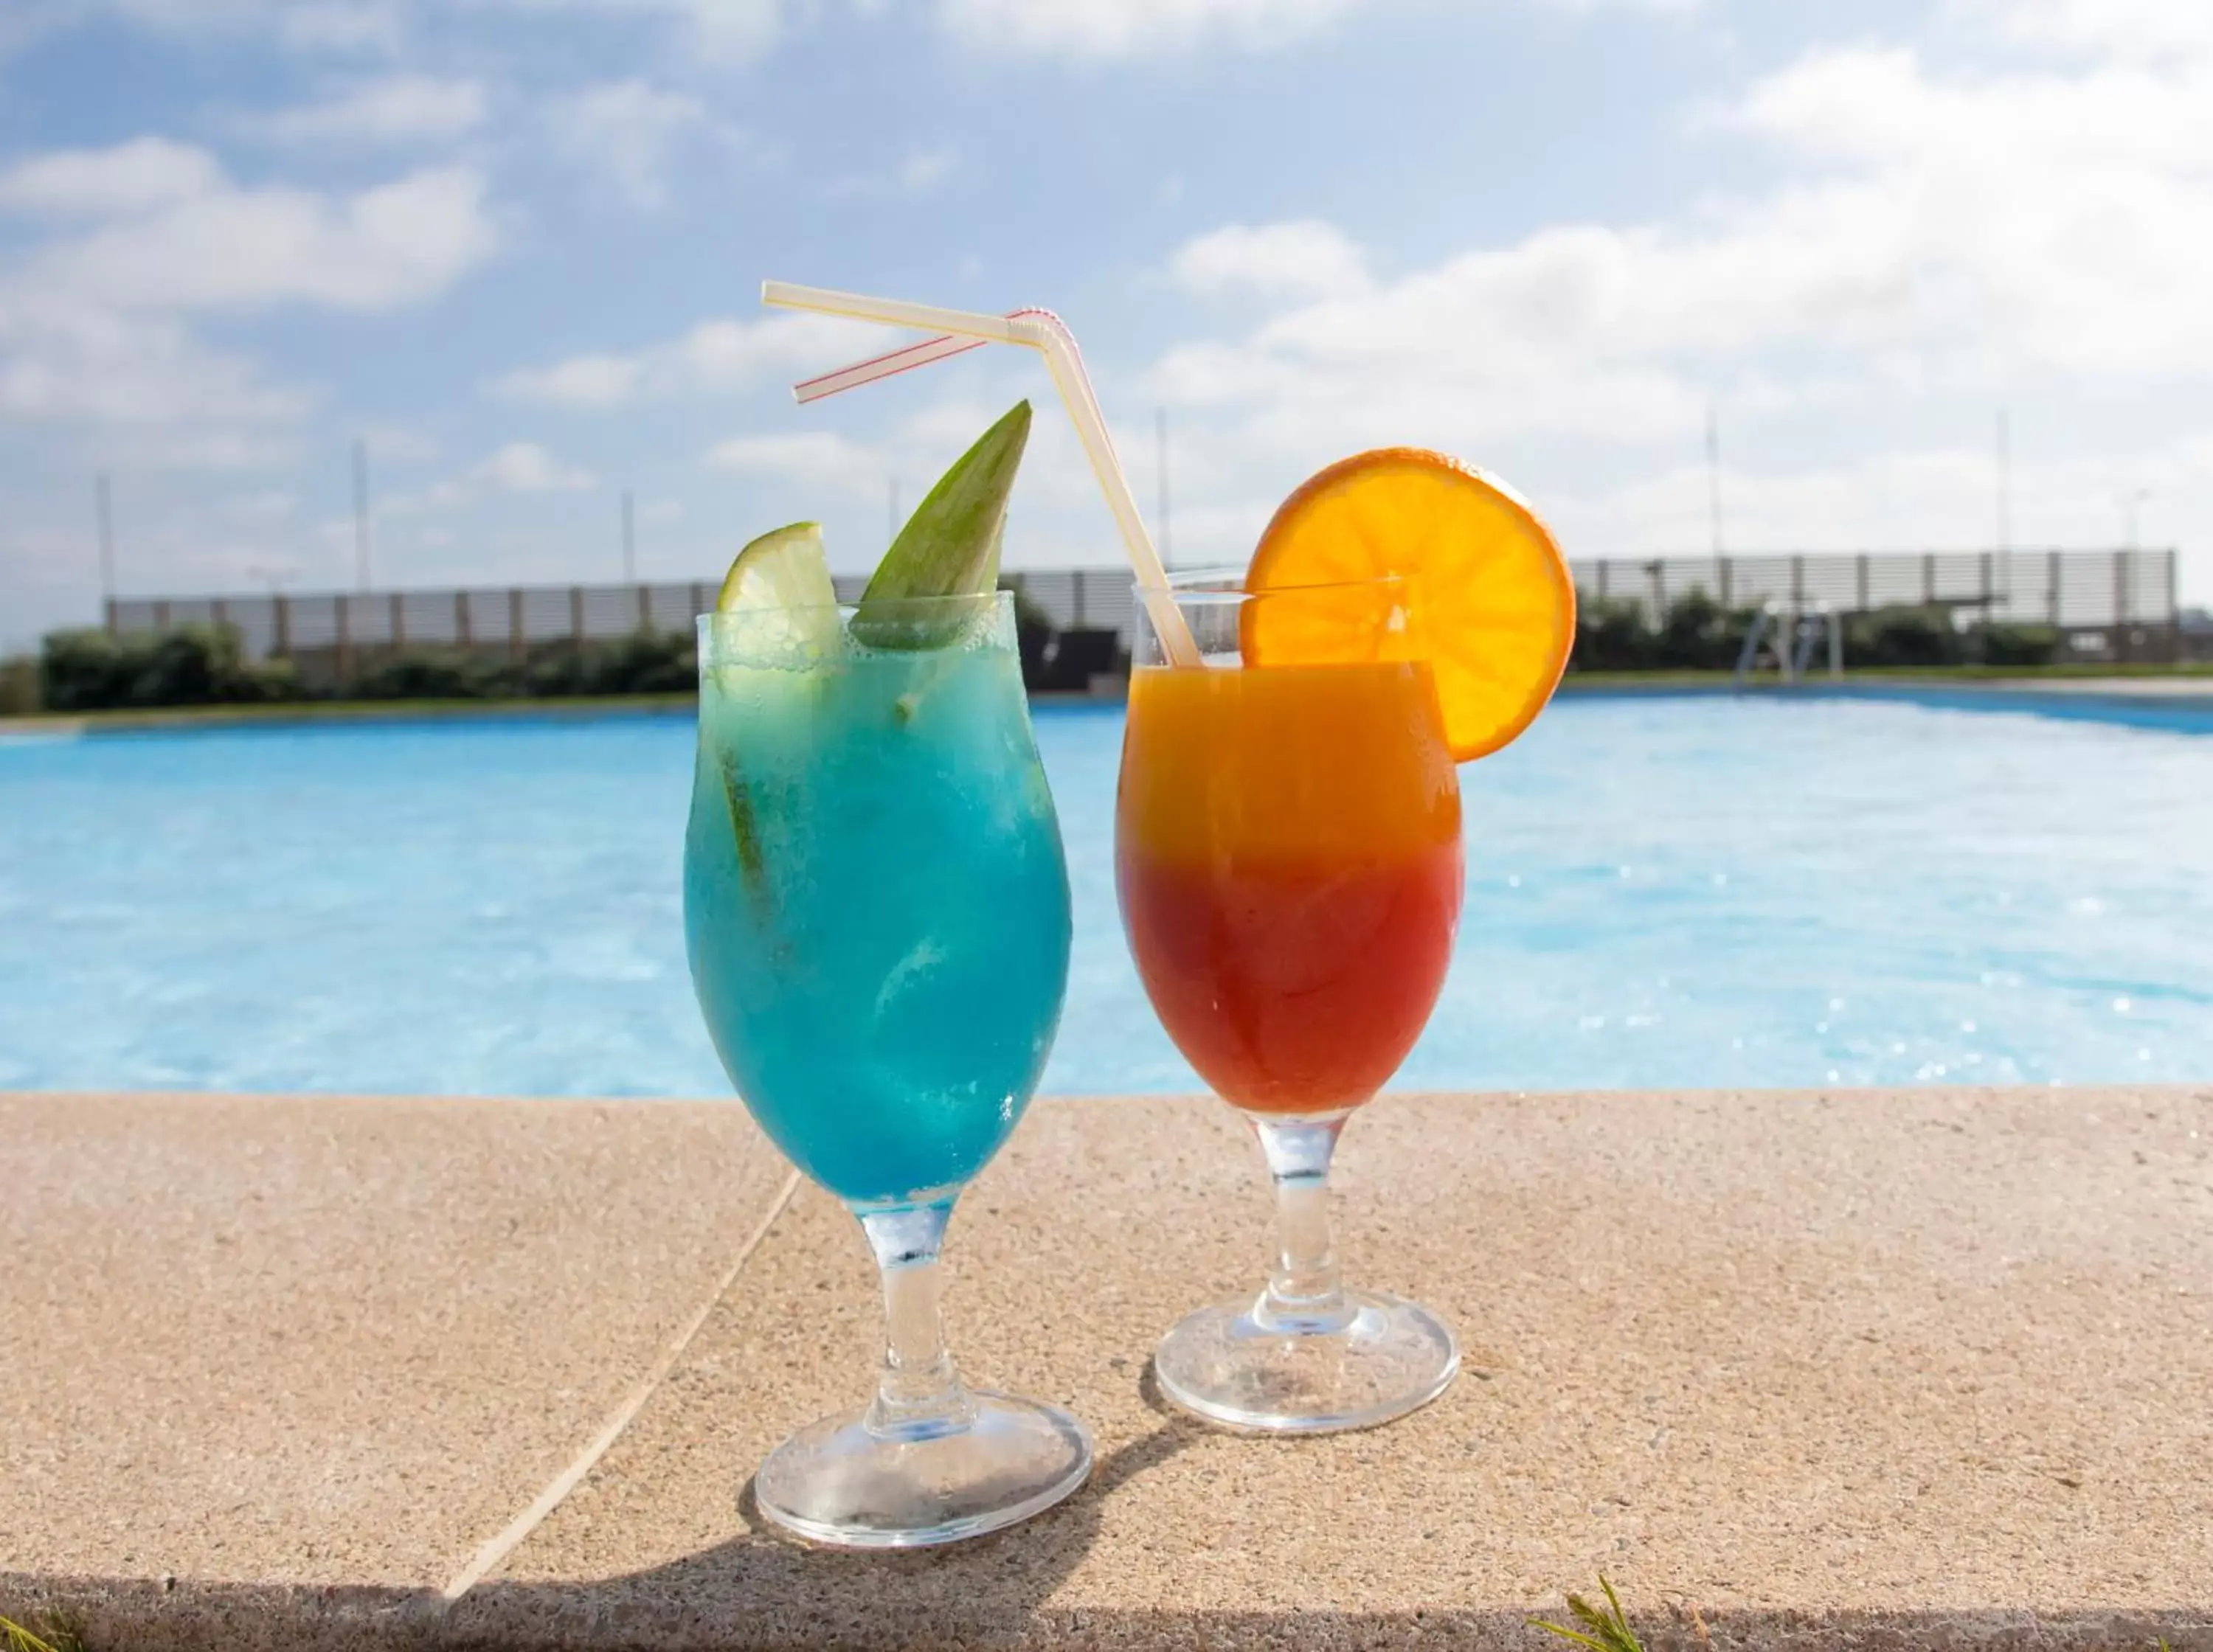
[3,693,2209,1097]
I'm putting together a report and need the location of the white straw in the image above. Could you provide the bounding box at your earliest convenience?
[762,282,1027,344]
[761,280,1200,667]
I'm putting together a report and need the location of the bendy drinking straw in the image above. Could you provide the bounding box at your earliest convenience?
[761,280,1202,667]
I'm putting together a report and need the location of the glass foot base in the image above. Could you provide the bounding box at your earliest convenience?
[1153,1289,1458,1434]
[753,1391,1092,1549]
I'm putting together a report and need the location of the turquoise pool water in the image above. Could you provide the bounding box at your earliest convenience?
[3,692,2209,1097]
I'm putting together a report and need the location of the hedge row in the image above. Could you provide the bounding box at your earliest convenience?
[21,591,2063,713]
[0,653,38,715]
[31,592,1064,713]
[1572,590,2060,672]
[35,625,699,713]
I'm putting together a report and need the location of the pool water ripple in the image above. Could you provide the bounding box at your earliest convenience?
[1,695,2209,1096]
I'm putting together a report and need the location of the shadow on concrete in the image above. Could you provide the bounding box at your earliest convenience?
[13,1372,2213,1652]
[441,1403,1201,1651]
[11,1566,2210,1652]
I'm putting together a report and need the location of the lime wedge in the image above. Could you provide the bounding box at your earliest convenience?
[713,520,842,658]
[707,521,839,911]
[717,520,837,613]
[851,400,1031,649]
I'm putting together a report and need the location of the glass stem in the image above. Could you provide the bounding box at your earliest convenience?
[1249,1111,1354,1333]
[857,1203,975,1441]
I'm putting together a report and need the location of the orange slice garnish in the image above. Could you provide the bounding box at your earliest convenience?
[1241,447,1576,761]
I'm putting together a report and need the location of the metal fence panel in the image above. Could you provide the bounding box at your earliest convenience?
[105,549,2180,678]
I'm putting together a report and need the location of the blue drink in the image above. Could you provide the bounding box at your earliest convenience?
[683,594,1070,1207]
[681,479,1087,1549]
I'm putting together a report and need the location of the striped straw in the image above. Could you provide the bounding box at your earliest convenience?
[761,280,1200,666]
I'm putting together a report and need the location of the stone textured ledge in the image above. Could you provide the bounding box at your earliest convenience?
[4,1086,2210,1649]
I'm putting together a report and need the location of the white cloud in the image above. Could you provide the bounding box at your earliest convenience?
[0,297,306,428]
[491,353,643,409]
[1950,0,2213,64]
[0,138,221,218]
[898,147,957,192]
[0,142,496,486]
[1560,431,2213,569]
[1146,35,2213,471]
[471,0,785,64]
[1116,25,2213,605]
[277,1,405,52]
[705,430,879,491]
[491,312,880,406]
[243,75,487,145]
[15,162,498,313]
[932,0,1358,57]
[552,80,716,209]
[221,490,299,522]
[3,0,404,53]
[387,441,599,513]
[474,441,596,491]
[669,0,784,61]
[1168,221,1371,304]
[700,391,1104,530]
[933,1,1686,58]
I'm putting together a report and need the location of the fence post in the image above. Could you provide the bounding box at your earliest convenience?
[273,593,290,657]
[336,592,353,681]
[510,588,525,664]
[2047,549,2061,625]
[1855,552,1869,613]
[1072,569,1089,630]
[1978,549,1993,622]
[637,584,651,631]
[1921,552,1936,605]
[570,586,585,647]
[1789,554,1804,614]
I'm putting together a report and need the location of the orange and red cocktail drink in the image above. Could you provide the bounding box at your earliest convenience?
[1118,659,1462,1116]
[1114,449,1575,1433]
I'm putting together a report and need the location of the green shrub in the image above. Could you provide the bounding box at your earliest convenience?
[0,654,38,715]
[353,649,514,701]
[133,625,248,705]
[1653,587,1762,670]
[40,625,301,711]
[1571,595,1658,672]
[1571,588,1762,673]
[39,629,136,711]
[522,645,589,697]
[1847,605,1961,668]
[1978,622,2060,668]
[576,628,693,695]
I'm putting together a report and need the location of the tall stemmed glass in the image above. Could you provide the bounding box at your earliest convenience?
[1116,572,1464,1432]
[684,589,1091,1545]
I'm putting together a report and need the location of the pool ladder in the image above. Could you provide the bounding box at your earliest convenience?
[1734,601,1843,689]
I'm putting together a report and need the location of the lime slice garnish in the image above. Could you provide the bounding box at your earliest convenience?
[717,519,837,613]
[713,520,842,657]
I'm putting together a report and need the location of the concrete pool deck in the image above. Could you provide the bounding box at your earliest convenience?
[4,1086,2210,1650]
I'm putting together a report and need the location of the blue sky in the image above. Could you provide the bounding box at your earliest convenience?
[2,0,2209,648]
